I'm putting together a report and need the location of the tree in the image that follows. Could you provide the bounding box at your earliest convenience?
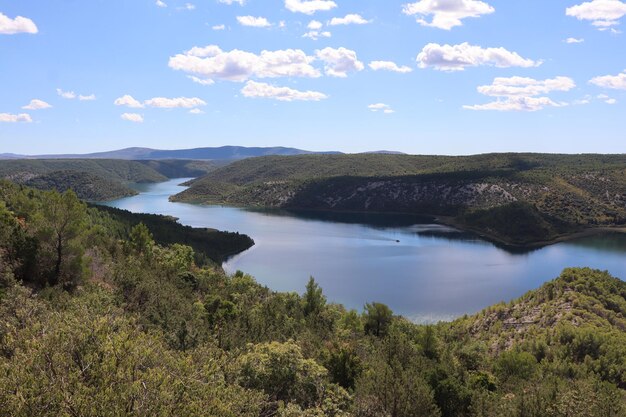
[303,276,326,317]
[35,190,87,287]
[363,302,393,337]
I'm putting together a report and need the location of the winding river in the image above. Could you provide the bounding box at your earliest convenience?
[102,178,626,323]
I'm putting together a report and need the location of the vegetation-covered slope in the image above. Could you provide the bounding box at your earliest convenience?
[0,159,219,201]
[173,153,626,246]
[24,170,138,201]
[0,181,625,416]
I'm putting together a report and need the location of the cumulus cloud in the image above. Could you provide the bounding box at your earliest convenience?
[0,12,38,35]
[369,61,413,73]
[316,47,364,77]
[0,113,32,123]
[22,99,52,110]
[212,24,226,30]
[605,97,618,104]
[56,88,77,99]
[464,76,574,111]
[169,45,321,82]
[144,97,207,108]
[303,30,331,39]
[121,113,144,123]
[566,0,626,28]
[308,20,323,29]
[114,95,144,108]
[565,37,585,43]
[241,80,328,101]
[188,75,216,85]
[79,94,96,101]
[329,14,370,25]
[368,103,395,113]
[189,108,205,114]
[589,70,626,89]
[476,76,576,97]
[156,0,167,7]
[416,42,539,71]
[219,0,246,4]
[402,0,494,30]
[285,0,337,15]
[237,16,272,27]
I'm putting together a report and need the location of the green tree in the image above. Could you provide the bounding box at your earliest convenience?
[35,190,87,287]
[363,302,393,337]
[303,276,326,317]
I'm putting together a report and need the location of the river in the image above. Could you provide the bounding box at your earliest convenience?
[102,178,626,323]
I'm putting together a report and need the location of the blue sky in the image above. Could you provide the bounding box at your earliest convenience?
[0,0,625,155]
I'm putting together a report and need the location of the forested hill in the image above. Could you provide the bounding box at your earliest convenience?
[0,181,625,415]
[0,159,219,201]
[173,153,626,246]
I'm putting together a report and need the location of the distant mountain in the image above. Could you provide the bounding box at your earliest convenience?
[1,146,341,161]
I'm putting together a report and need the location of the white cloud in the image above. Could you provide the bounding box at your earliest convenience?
[402,0,494,30]
[369,61,413,73]
[241,80,327,101]
[316,47,364,77]
[156,0,167,7]
[180,3,195,10]
[308,20,323,29]
[219,0,246,4]
[189,108,205,114]
[605,97,618,104]
[565,37,585,43]
[589,70,626,89]
[22,99,52,110]
[237,16,272,27]
[303,30,331,39]
[188,75,216,85]
[169,45,321,82]
[464,96,565,111]
[114,95,144,108]
[0,113,32,123]
[212,24,226,30]
[464,76,574,111]
[79,94,96,101]
[144,97,207,108]
[566,0,626,28]
[56,88,77,99]
[476,76,576,97]
[285,0,337,15]
[329,14,370,25]
[121,113,144,123]
[416,42,539,71]
[368,103,395,113]
[0,12,38,35]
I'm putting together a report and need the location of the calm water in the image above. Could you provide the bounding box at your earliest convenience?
[102,178,626,323]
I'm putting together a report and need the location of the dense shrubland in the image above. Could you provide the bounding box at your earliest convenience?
[1,182,625,416]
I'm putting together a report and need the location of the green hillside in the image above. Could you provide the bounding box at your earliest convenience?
[0,159,220,201]
[0,181,625,416]
[24,170,138,201]
[173,153,626,246]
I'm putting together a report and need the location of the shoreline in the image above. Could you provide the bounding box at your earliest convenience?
[170,195,626,249]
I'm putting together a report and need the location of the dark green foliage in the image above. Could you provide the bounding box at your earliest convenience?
[94,205,254,264]
[363,302,393,337]
[24,170,138,201]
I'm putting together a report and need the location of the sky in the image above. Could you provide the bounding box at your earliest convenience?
[0,0,625,155]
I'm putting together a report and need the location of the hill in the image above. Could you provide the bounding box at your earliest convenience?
[1,146,339,161]
[0,159,219,201]
[172,153,626,246]
[24,170,138,201]
[0,182,624,415]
